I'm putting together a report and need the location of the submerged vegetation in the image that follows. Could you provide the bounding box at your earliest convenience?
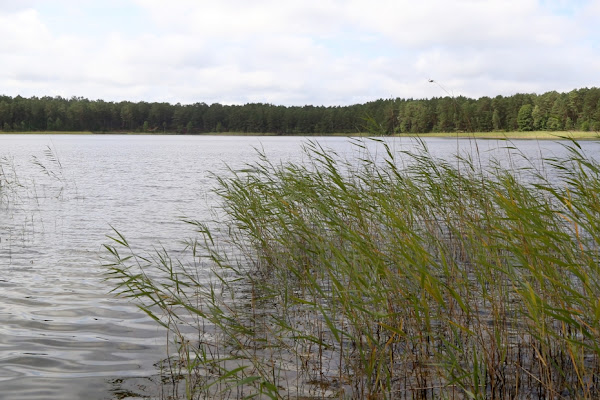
[106,137,600,399]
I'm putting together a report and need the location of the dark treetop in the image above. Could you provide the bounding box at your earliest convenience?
[1,87,599,134]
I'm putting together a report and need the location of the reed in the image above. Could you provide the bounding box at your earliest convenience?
[0,155,22,207]
[106,137,600,399]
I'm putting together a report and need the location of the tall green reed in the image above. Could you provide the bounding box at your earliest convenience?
[105,137,600,399]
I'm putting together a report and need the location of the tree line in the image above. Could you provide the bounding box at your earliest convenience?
[1,87,599,135]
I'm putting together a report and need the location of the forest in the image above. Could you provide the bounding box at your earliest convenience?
[1,87,599,134]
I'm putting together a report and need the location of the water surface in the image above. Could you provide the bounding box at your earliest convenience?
[1,134,598,399]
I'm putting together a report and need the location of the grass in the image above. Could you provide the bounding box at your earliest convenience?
[0,154,21,206]
[169,132,362,137]
[3,130,598,139]
[393,131,600,140]
[134,130,600,139]
[105,136,600,399]
[0,130,94,135]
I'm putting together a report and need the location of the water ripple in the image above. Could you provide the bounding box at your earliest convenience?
[2,135,596,399]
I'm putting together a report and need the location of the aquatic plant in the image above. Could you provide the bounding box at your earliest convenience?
[106,137,600,399]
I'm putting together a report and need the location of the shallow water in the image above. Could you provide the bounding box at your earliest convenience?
[0,134,598,399]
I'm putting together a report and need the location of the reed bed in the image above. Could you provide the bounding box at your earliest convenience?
[0,155,22,207]
[106,138,600,399]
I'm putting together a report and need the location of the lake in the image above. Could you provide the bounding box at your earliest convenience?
[1,134,599,399]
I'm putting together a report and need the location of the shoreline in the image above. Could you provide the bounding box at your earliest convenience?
[1,130,598,140]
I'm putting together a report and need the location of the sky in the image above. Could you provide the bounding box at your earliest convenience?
[0,0,598,106]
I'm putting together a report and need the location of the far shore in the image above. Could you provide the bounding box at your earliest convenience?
[0,131,95,135]
[393,130,600,140]
[1,130,598,140]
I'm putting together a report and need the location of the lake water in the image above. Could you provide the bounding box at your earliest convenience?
[1,134,599,399]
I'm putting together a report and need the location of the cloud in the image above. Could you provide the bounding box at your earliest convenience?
[0,9,48,52]
[0,1,598,105]
[0,0,39,12]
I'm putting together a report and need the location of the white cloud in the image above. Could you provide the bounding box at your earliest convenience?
[0,9,48,52]
[0,0,598,105]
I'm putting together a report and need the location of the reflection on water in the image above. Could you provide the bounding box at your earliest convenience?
[0,134,598,399]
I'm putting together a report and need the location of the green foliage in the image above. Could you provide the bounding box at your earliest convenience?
[1,88,600,135]
[581,119,591,131]
[547,116,561,131]
[517,103,534,131]
[491,109,501,131]
[106,137,600,399]
[531,104,543,130]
